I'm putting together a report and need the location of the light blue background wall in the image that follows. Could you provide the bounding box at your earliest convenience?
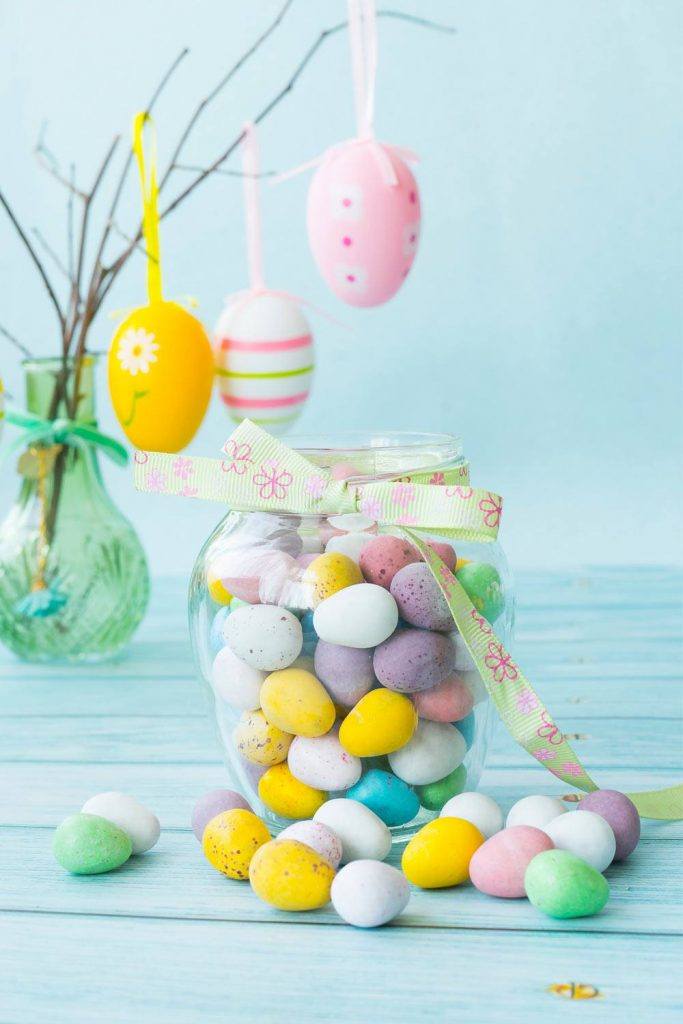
[1,1,681,574]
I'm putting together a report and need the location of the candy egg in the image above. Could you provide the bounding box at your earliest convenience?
[288,729,362,791]
[339,689,417,757]
[224,605,302,671]
[191,789,252,841]
[412,674,474,723]
[314,798,391,863]
[440,792,503,839]
[260,667,335,738]
[207,571,232,605]
[109,300,214,451]
[457,710,476,749]
[543,810,616,873]
[307,139,420,307]
[388,720,466,786]
[325,531,374,563]
[425,540,457,572]
[53,813,132,875]
[81,792,160,855]
[389,562,453,631]
[258,763,327,819]
[232,710,293,766]
[209,606,232,654]
[331,860,410,928]
[524,849,610,919]
[249,839,335,910]
[346,768,419,826]
[313,640,375,708]
[416,764,467,812]
[359,535,420,589]
[470,826,555,897]
[304,552,363,605]
[506,795,567,830]
[401,817,484,889]
[579,789,640,861]
[211,646,264,711]
[214,291,314,432]
[373,627,456,693]
[327,513,376,532]
[455,562,504,623]
[313,583,398,648]
[278,820,343,869]
[203,808,271,880]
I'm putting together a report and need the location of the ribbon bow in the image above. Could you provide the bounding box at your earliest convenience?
[3,409,129,466]
[134,420,682,820]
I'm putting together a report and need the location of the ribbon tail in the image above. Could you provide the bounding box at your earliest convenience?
[70,425,129,466]
[624,784,683,820]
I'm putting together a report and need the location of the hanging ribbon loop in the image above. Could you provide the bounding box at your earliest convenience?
[348,0,378,139]
[132,111,163,305]
[242,121,265,292]
[3,409,129,466]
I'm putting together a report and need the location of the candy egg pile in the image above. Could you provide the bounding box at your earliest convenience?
[195,507,508,836]
[53,792,160,874]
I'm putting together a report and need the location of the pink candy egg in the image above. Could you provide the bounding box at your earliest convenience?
[215,291,314,431]
[307,140,420,307]
[469,826,555,898]
[360,535,421,589]
[426,540,457,572]
[412,674,474,723]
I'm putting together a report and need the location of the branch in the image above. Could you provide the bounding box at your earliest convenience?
[0,189,66,331]
[34,123,88,199]
[159,0,295,192]
[67,163,76,280]
[174,163,277,178]
[0,323,34,359]
[32,227,71,281]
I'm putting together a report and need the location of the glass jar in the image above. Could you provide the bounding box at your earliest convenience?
[189,432,512,842]
[0,356,149,662]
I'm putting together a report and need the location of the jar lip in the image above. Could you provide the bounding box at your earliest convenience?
[283,431,463,481]
[284,431,462,455]
[22,353,99,370]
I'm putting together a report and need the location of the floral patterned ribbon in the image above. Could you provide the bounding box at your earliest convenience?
[133,419,682,820]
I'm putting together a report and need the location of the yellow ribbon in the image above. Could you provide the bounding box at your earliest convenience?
[132,111,162,304]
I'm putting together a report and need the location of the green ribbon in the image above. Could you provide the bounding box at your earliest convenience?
[133,419,682,820]
[3,409,129,466]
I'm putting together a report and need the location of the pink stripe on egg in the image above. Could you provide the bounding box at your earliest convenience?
[221,391,309,410]
[219,334,312,354]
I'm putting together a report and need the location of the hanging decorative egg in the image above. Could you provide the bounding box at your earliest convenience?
[215,291,313,431]
[214,122,314,433]
[107,112,213,453]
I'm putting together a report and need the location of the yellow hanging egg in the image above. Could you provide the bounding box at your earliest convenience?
[108,300,214,452]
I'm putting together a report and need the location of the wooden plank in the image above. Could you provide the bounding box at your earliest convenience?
[1,913,679,1024]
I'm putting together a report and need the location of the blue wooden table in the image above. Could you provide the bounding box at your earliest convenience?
[1,568,681,1022]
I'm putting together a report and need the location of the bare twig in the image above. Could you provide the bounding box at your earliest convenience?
[0,323,34,359]
[159,0,295,191]
[67,163,76,280]
[110,219,159,262]
[34,123,88,199]
[174,163,277,178]
[0,190,65,330]
[32,228,71,281]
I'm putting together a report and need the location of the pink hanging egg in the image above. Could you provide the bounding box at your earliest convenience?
[307,139,420,307]
[214,291,314,432]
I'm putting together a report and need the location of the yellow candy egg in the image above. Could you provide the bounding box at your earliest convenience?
[304,552,363,606]
[401,817,484,889]
[260,668,336,738]
[454,557,471,572]
[339,689,417,757]
[233,710,293,766]
[207,570,232,605]
[202,808,271,880]
[108,300,214,452]
[258,763,327,819]
[249,839,335,910]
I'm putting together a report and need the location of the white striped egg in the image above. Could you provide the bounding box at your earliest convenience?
[214,291,314,432]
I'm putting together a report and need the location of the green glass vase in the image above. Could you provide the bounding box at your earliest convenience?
[0,356,149,662]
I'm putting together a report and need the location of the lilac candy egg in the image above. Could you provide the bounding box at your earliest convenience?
[314,640,376,707]
[373,628,456,693]
[191,788,251,841]
[580,789,641,861]
[390,562,453,631]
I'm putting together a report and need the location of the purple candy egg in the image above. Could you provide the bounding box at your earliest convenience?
[314,640,376,707]
[390,562,453,632]
[580,789,641,861]
[191,788,251,842]
[373,627,456,693]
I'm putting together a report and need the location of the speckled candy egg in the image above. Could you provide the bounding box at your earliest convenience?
[224,605,302,671]
[249,838,335,910]
[470,826,555,898]
[580,789,641,861]
[209,606,232,654]
[191,789,252,841]
[232,710,293,766]
[307,139,420,307]
[278,820,343,869]
[313,583,398,648]
[288,728,362,791]
[543,810,616,873]
[426,540,457,572]
[390,561,453,631]
[260,667,335,737]
[214,291,314,432]
[388,720,466,786]
[313,640,375,708]
[346,768,419,826]
[203,808,271,880]
[332,860,410,928]
[373,627,456,693]
[211,646,265,710]
[314,799,391,863]
[359,535,420,589]
[412,674,474,723]
[304,552,363,606]
[257,763,327,819]
[81,792,160,855]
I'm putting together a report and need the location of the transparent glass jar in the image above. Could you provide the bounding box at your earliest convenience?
[189,433,512,842]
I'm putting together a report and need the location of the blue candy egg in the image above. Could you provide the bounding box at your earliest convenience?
[457,710,475,750]
[346,768,419,826]
[209,606,232,654]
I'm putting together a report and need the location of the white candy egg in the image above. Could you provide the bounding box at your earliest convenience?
[543,809,617,873]
[440,792,504,839]
[331,860,410,928]
[506,794,568,830]
[314,798,391,864]
[81,792,160,855]
[211,646,264,710]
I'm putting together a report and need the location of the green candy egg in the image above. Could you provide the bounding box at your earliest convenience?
[53,813,133,875]
[416,764,467,812]
[455,562,504,623]
[524,849,609,919]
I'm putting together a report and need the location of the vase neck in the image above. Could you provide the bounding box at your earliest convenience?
[23,356,98,423]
